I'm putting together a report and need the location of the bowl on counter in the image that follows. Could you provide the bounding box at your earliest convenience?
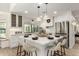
[24,35,29,38]
[47,36,54,40]
[27,33,32,35]
[55,35,60,37]
[32,37,38,40]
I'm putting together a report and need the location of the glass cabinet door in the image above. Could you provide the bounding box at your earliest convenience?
[24,24,39,33]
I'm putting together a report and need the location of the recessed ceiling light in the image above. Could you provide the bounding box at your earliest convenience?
[76,24,79,27]
[37,2,43,5]
[53,11,57,14]
[25,10,28,14]
[40,16,43,18]
[10,3,16,12]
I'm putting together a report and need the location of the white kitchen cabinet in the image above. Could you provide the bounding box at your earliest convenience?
[0,39,9,48]
[10,35,18,48]
[10,35,24,48]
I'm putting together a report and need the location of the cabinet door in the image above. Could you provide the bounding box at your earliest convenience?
[55,22,61,33]
[18,16,22,27]
[10,36,18,48]
[11,14,16,27]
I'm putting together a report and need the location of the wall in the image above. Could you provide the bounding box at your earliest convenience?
[0,11,11,39]
[0,11,11,48]
[54,11,76,48]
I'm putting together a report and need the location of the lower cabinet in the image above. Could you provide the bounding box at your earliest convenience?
[0,39,9,48]
[10,35,18,48]
[10,35,24,48]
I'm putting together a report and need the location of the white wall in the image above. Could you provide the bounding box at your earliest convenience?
[54,11,76,48]
[0,11,11,39]
[0,11,11,48]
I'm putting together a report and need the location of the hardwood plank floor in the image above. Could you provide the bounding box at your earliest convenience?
[0,41,79,56]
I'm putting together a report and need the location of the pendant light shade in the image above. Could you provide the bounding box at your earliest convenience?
[72,20,77,26]
[36,6,42,21]
[36,17,41,21]
[43,3,50,20]
[72,22,76,26]
[43,14,49,19]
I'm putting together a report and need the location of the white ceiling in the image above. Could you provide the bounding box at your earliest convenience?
[0,3,10,12]
[0,3,79,19]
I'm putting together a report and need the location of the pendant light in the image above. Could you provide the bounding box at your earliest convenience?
[36,5,41,21]
[43,3,49,20]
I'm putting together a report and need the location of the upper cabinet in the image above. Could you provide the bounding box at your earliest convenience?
[11,14,16,27]
[18,16,22,27]
[11,14,22,27]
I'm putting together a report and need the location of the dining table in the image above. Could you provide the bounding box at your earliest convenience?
[24,34,64,56]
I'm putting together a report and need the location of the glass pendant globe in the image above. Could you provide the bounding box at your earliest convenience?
[36,17,41,21]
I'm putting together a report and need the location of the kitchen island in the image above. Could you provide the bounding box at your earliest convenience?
[24,35,64,56]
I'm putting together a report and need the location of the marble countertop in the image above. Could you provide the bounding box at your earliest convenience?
[25,35,64,46]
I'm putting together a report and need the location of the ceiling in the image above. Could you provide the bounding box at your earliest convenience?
[0,3,79,19]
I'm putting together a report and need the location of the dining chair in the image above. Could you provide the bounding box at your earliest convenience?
[47,41,61,56]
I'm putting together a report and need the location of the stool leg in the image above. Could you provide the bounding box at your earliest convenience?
[20,46,22,56]
[35,50,37,56]
[23,50,26,56]
[17,45,21,56]
[27,51,29,56]
[31,52,33,56]
[61,45,63,56]
[29,52,30,56]
[57,50,60,56]
[47,50,49,56]
[53,51,56,56]
[50,50,53,56]
[63,46,66,55]
[26,51,28,56]
[17,46,19,55]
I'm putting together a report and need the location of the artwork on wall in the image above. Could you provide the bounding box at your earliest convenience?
[46,16,55,28]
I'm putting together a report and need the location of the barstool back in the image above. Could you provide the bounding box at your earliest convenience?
[61,39,67,46]
[54,42,61,51]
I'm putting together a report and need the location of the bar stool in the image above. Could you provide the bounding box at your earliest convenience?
[47,42,61,56]
[16,38,38,56]
[23,43,38,56]
[60,39,67,56]
[16,43,26,56]
[16,36,26,56]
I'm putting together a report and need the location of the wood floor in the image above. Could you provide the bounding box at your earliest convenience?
[0,48,17,56]
[66,41,79,56]
[0,42,79,56]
